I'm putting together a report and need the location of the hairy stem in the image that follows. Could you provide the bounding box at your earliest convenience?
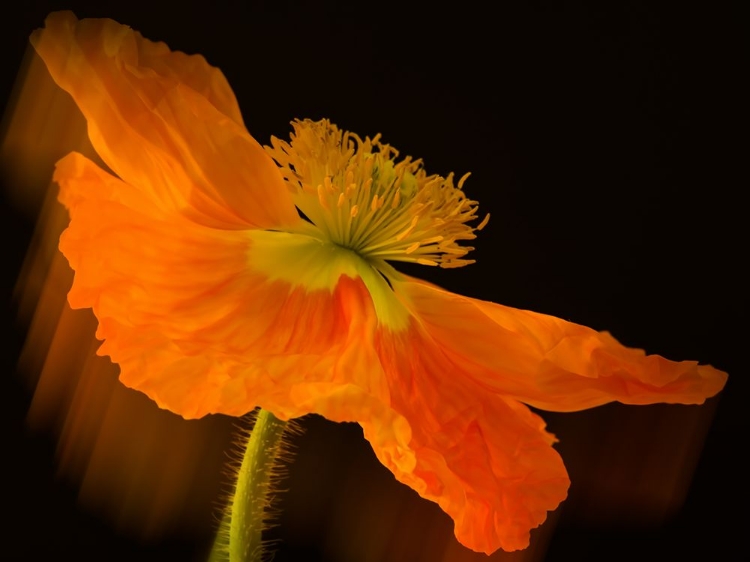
[208,409,289,562]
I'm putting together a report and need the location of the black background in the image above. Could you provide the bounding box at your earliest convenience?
[2,2,745,561]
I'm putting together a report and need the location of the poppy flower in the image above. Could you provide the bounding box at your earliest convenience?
[31,11,727,554]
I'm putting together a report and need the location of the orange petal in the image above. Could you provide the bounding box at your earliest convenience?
[54,152,381,418]
[31,11,298,230]
[392,276,727,412]
[55,152,253,329]
[366,320,571,554]
[222,271,570,554]
[97,272,396,420]
[54,152,256,416]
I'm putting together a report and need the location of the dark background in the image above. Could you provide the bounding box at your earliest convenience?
[2,1,745,561]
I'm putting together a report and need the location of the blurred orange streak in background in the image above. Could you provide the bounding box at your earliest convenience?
[4,46,234,542]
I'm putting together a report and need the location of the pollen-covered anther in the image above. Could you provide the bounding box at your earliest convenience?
[396,216,419,242]
[477,213,491,231]
[266,119,489,268]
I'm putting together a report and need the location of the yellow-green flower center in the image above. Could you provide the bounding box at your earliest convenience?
[266,119,489,269]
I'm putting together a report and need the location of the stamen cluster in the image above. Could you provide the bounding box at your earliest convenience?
[266,119,489,268]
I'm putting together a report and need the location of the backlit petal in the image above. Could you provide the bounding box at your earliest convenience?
[54,153,388,418]
[392,276,727,412]
[54,152,266,416]
[215,252,571,552]
[362,319,569,553]
[32,11,298,230]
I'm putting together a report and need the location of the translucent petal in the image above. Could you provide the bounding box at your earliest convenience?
[392,276,727,412]
[32,11,299,230]
[367,321,570,553]
[55,153,387,418]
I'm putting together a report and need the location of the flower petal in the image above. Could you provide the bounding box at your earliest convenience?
[367,321,570,554]
[55,153,388,417]
[392,276,727,412]
[224,255,571,553]
[32,11,298,230]
[54,152,266,416]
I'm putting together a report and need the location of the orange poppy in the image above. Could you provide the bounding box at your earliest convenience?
[31,11,727,554]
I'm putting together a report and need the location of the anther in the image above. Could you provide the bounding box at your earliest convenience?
[405,242,421,254]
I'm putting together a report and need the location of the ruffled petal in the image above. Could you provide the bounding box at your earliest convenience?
[392,275,727,412]
[55,153,388,418]
[54,152,262,416]
[213,253,570,553]
[32,11,298,230]
[367,320,570,553]
[227,242,570,552]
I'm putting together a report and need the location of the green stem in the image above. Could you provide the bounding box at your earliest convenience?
[207,513,230,562]
[208,409,288,562]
